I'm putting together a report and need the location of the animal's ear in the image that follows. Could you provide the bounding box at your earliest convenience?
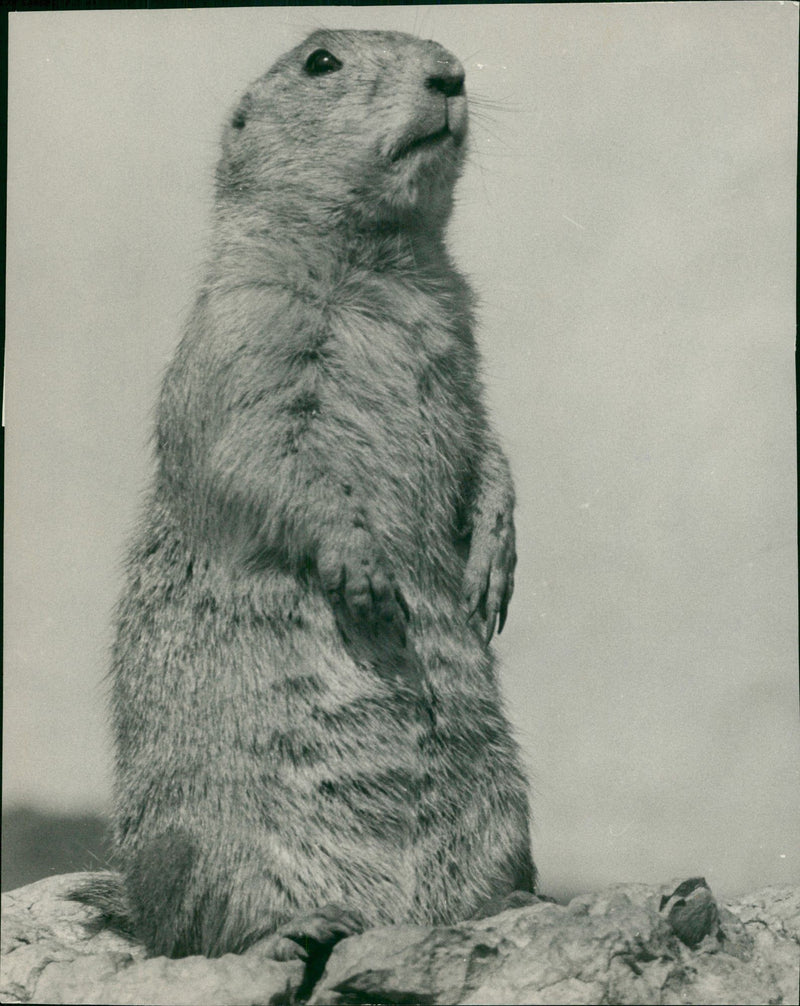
[231,92,253,130]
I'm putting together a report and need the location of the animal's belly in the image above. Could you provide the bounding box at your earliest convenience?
[324,404,470,591]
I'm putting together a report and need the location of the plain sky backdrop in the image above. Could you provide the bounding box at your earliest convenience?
[4,3,798,901]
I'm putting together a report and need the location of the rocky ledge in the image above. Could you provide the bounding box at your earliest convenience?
[1,874,798,1005]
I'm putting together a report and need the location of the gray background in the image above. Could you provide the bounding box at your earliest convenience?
[4,3,797,900]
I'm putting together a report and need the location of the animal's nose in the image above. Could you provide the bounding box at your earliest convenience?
[426,65,465,98]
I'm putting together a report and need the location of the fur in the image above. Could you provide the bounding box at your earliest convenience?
[90,29,534,959]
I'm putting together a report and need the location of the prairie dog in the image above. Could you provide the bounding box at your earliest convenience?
[102,28,535,959]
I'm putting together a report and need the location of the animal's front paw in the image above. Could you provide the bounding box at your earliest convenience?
[463,514,516,645]
[318,529,409,644]
[251,904,366,962]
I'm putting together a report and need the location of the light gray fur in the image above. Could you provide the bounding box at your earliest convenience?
[106,28,534,958]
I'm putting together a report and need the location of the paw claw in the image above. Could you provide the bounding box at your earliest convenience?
[395,588,410,622]
[498,601,508,635]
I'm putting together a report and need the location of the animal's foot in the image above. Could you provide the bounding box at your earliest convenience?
[471,889,541,920]
[250,904,367,963]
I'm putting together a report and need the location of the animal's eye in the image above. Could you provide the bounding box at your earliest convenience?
[304,49,342,75]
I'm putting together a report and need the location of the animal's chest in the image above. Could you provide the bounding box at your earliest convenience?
[328,296,471,455]
[323,280,476,525]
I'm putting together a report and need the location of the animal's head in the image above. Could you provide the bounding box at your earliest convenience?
[216,29,469,231]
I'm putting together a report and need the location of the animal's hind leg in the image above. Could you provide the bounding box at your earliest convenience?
[412,622,537,925]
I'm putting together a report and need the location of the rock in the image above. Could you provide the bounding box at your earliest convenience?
[725,886,800,1006]
[1,873,798,1005]
[311,882,800,1006]
[658,877,721,947]
[0,874,304,1005]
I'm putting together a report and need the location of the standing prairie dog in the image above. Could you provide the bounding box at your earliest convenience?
[94,28,535,960]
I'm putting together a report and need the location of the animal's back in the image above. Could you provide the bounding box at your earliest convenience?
[107,27,534,959]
